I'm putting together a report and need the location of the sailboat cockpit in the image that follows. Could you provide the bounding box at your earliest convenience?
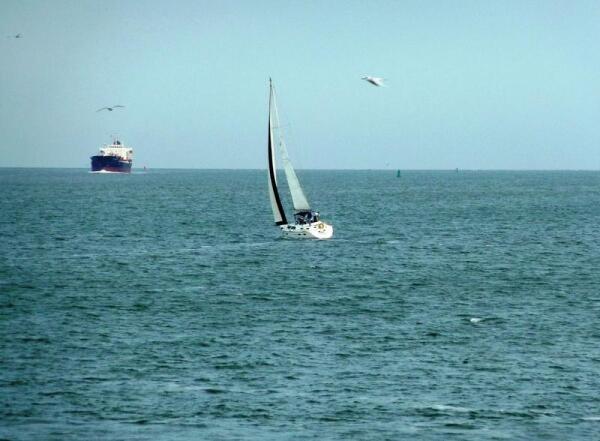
[294,210,320,225]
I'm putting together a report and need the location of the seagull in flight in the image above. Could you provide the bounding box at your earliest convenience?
[362,76,386,87]
[96,105,125,112]
[7,33,22,39]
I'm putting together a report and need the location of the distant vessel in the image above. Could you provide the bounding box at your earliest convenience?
[90,139,133,173]
[267,79,333,239]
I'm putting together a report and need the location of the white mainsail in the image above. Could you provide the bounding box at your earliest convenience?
[267,82,287,225]
[270,84,311,212]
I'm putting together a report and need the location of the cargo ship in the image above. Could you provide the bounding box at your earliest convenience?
[90,139,133,173]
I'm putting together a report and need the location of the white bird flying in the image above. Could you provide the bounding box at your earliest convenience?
[96,105,125,112]
[7,33,22,39]
[362,76,386,87]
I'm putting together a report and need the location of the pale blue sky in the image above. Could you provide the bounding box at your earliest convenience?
[1,0,599,169]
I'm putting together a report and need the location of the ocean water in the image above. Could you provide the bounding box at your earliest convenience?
[1,168,600,440]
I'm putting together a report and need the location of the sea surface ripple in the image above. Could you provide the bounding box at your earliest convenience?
[1,169,600,440]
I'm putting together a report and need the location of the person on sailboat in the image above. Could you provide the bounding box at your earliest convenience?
[295,211,307,224]
[295,210,319,225]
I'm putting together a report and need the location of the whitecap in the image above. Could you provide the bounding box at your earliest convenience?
[432,404,472,413]
[581,416,600,421]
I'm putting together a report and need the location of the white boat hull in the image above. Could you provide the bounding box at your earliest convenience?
[280,222,333,239]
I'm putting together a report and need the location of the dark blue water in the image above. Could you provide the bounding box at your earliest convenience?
[1,169,600,440]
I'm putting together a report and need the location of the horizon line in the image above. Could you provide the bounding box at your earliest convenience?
[1,166,599,172]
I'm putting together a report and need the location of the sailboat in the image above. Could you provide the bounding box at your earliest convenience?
[267,79,333,239]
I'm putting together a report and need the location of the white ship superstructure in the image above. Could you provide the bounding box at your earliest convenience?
[98,140,133,160]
